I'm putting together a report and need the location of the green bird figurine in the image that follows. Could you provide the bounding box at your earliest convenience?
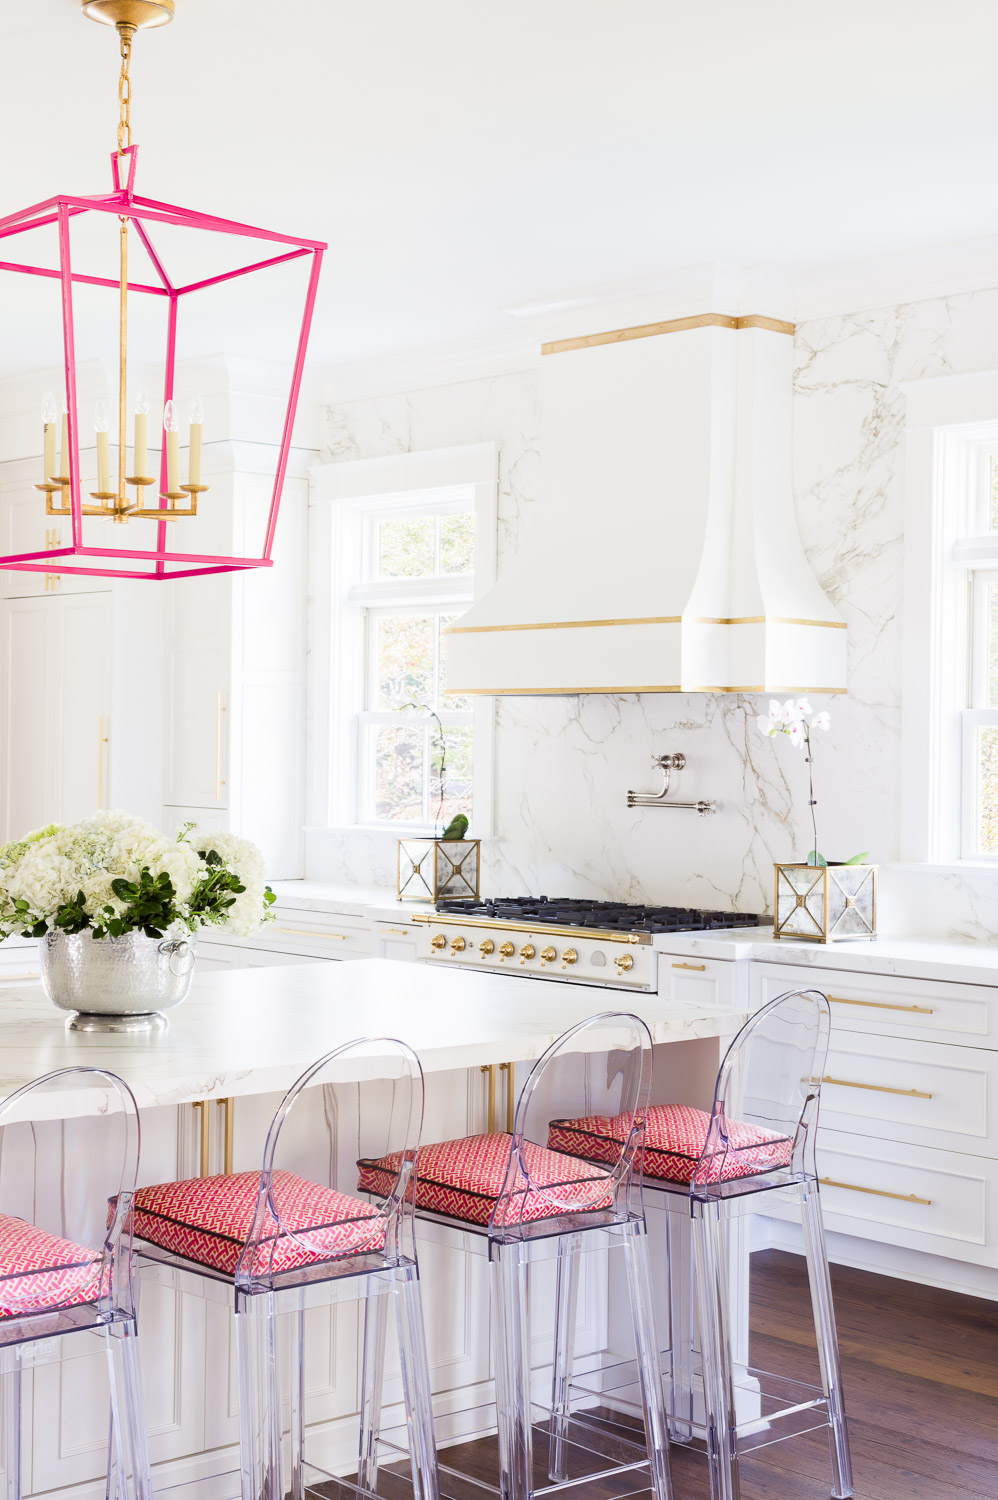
[440,813,469,841]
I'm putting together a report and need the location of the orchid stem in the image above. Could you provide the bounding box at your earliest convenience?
[805,726,818,859]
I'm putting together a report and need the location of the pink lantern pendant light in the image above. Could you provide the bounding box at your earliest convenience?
[0,0,325,581]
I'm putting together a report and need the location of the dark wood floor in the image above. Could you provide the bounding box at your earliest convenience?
[441,1249,998,1500]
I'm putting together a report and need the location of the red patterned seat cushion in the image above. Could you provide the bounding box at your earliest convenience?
[133,1170,386,1277]
[548,1105,793,1185]
[0,1215,103,1319]
[358,1132,614,1229]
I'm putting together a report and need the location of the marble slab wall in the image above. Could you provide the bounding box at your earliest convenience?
[311,292,998,938]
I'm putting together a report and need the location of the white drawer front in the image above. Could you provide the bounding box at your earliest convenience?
[809,1130,997,1267]
[752,962,997,1046]
[820,1033,998,1157]
[257,911,374,959]
[657,955,736,1006]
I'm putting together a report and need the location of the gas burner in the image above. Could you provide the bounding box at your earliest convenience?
[434,896,762,934]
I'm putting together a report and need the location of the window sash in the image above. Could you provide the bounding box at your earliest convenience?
[960,708,998,859]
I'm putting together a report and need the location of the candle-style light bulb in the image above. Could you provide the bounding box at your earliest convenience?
[41,392,57,483]
[58,394,70,482]
[188,393,204,488]
[133,387,150,478]
[164,399,180,494]
[94,401,110,493]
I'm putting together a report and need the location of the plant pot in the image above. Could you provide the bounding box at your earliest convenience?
[397,837,481,902]
[773,863,877,943]
[39,929,197,1032]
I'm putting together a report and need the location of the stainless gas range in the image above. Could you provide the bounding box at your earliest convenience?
[412,897,762,992]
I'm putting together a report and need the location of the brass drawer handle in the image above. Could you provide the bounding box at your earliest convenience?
[192,1101,211,1178]
[822,1074,933,1100]
[380,927,414,937]
[820,1176,931,1207]
[272,927,349,940]
[828,995,933,1015]
[217,1096,234,1175]
[672,962,706,972]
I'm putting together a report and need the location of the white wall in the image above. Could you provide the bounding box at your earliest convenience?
[309,292,998,938]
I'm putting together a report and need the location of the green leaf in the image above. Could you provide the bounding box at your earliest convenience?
[806,850,827,867]
[842,852,869,865]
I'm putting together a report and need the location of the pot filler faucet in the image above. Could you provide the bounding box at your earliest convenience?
[626,753,718,815]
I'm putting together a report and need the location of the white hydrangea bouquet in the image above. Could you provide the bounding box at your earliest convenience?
[0,812,275,942]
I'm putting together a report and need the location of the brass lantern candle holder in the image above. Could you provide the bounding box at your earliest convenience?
[397,838,481,903]
[773,862,877,943]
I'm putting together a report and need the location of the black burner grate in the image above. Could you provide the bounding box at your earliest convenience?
[434,896,762,934]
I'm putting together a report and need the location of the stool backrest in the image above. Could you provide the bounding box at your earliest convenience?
[236,1036,424,1290]
[0,1067,140,1332]
[491,1011,652,1243]
[691,987,830,1196]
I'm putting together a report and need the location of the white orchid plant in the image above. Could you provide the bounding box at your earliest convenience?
[756,699,867,868]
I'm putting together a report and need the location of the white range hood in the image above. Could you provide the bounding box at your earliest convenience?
[446,310,846,696]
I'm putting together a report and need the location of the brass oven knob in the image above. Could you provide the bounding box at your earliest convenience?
[499,941,515,960]
[450,936,466,953]
[430,934,447,950]
[616,952,635,974]
[562,947,579,967]
[540,946,557,964]
[479,939,495,957]
[519,944,536,962]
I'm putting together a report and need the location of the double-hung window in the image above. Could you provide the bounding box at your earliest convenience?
[957,455,998,857]
[308,444,496,835]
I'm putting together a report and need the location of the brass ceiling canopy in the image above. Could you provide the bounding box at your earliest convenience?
[81,0,175,29]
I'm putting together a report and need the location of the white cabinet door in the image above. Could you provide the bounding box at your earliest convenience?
[164,577,231,809]
[1,593,112,837]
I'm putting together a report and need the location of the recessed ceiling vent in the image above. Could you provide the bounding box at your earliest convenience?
[446,311,845,696]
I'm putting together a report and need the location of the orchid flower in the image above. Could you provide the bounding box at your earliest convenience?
[811,711,830,732]
[755,700,833,862]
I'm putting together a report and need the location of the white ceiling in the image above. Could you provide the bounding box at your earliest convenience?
[4,0,998,378]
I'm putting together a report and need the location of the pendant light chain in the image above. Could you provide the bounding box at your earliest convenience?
[117,24,133,157]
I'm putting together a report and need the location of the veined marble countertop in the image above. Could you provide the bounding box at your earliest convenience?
[269,880,423,922]
[0,958,740,1121]
[653,926,998,985]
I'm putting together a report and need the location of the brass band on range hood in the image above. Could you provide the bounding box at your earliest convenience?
[410,911,650,945]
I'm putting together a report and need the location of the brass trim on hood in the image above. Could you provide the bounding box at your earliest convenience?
[445,614,845,635]
[542,311,795,356]
[457,684,843,695]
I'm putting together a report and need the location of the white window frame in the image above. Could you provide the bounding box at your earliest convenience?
[307,443,497,836]
[901,371,998,865]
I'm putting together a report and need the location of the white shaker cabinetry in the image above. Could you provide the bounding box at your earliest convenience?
[162,444,308,878]
[0,592,112,835]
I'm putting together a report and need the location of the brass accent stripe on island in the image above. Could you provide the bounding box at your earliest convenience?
[412,911,649,944]
[459,684,843,695]
[542,311,796,356]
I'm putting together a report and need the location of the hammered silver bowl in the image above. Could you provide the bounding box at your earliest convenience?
[39,929,197,1032]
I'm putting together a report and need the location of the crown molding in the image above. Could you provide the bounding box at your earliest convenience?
[319,330,537,406]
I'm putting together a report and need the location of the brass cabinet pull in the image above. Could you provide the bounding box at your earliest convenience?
[215,691,226,802]
[480,1063,515,1132]
[499,1062,515,1132]
[217,1097,234,1174]
[380,927,414,937]
[827,995,933,1015]
[192,1101,211,1178]
[820,1176,931,1207]
[272,927,349,940]
[481,1064,497,1132]
[822,1074,933,1100]
[97,715,109,809]
[672,962,706,972]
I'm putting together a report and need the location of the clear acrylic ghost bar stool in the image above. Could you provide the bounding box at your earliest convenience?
[0,1067,151,1500]
[129,1038,437,1500]
[549,988,852,1500]
[357,1012,673,1500]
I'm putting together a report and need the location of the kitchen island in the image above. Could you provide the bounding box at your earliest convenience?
[0,958,742,1500]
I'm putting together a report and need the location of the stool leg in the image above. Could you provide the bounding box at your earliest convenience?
[393,1266,439,1500]
[358,1282,390,1493]
[691,1199,739,1500]
[548,1232,581,1482]
[1,1350,22,1500]
[236,1293,282,1500]
[622,1221,674,1500]
[664,1199,695,1442]
[491,1244,532,1500]
[105,1322,153,1500]
[800,1182,854,1499]
[288,1294,306,1500]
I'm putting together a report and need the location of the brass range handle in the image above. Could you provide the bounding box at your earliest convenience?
[828,995,933,1015]
[97,715,109,810]
[215,691,226,803]
[820,1176,931,1207]
[822,1074,933,1100]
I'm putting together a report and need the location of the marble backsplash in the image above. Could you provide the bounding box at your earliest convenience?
[310,291,998,939]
